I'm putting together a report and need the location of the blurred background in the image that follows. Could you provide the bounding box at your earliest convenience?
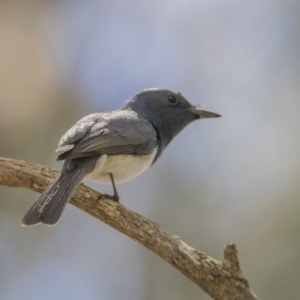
[1,0,300,299]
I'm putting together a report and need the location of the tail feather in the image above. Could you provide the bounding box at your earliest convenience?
[21,158,95,226]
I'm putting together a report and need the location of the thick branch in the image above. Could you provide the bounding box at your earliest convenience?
[0,157,258,300]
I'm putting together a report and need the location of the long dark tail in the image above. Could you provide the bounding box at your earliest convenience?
[21,158,96,226]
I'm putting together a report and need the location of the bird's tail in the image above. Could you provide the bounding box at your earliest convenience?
[21,159,93,226]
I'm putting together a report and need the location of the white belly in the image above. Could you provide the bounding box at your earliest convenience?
[87,148,157,184]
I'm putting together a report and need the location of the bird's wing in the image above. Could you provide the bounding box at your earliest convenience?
[55,111,157,160]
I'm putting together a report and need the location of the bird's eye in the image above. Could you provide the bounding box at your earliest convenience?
[168,95,177,104]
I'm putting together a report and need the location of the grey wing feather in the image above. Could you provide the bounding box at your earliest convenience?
[55,111,157,160]
[56,114,98,154]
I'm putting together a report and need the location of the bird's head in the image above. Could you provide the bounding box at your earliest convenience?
[123,88,221,154]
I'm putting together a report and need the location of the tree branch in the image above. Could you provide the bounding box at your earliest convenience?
[0,157,258,300]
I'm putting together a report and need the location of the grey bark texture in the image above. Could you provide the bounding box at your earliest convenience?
[0,157,258,300]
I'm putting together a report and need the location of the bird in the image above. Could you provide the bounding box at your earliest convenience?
[21,88,221,226]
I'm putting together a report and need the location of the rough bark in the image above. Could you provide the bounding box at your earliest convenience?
[0,157,258,300]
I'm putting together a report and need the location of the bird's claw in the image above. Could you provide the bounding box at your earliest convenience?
[97,194,119,203]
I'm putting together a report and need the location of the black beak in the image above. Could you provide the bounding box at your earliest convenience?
[190,106,221,119]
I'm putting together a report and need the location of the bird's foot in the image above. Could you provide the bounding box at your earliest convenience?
[97,173,119,203]
[97,193,119,203]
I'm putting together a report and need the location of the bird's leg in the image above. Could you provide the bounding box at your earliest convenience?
[108,173,119,201]
[97,173,119,202]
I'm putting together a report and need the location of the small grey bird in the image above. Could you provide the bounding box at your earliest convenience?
[21,88,220,226]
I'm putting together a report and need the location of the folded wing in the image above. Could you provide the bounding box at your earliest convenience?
[55,111,157,160]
